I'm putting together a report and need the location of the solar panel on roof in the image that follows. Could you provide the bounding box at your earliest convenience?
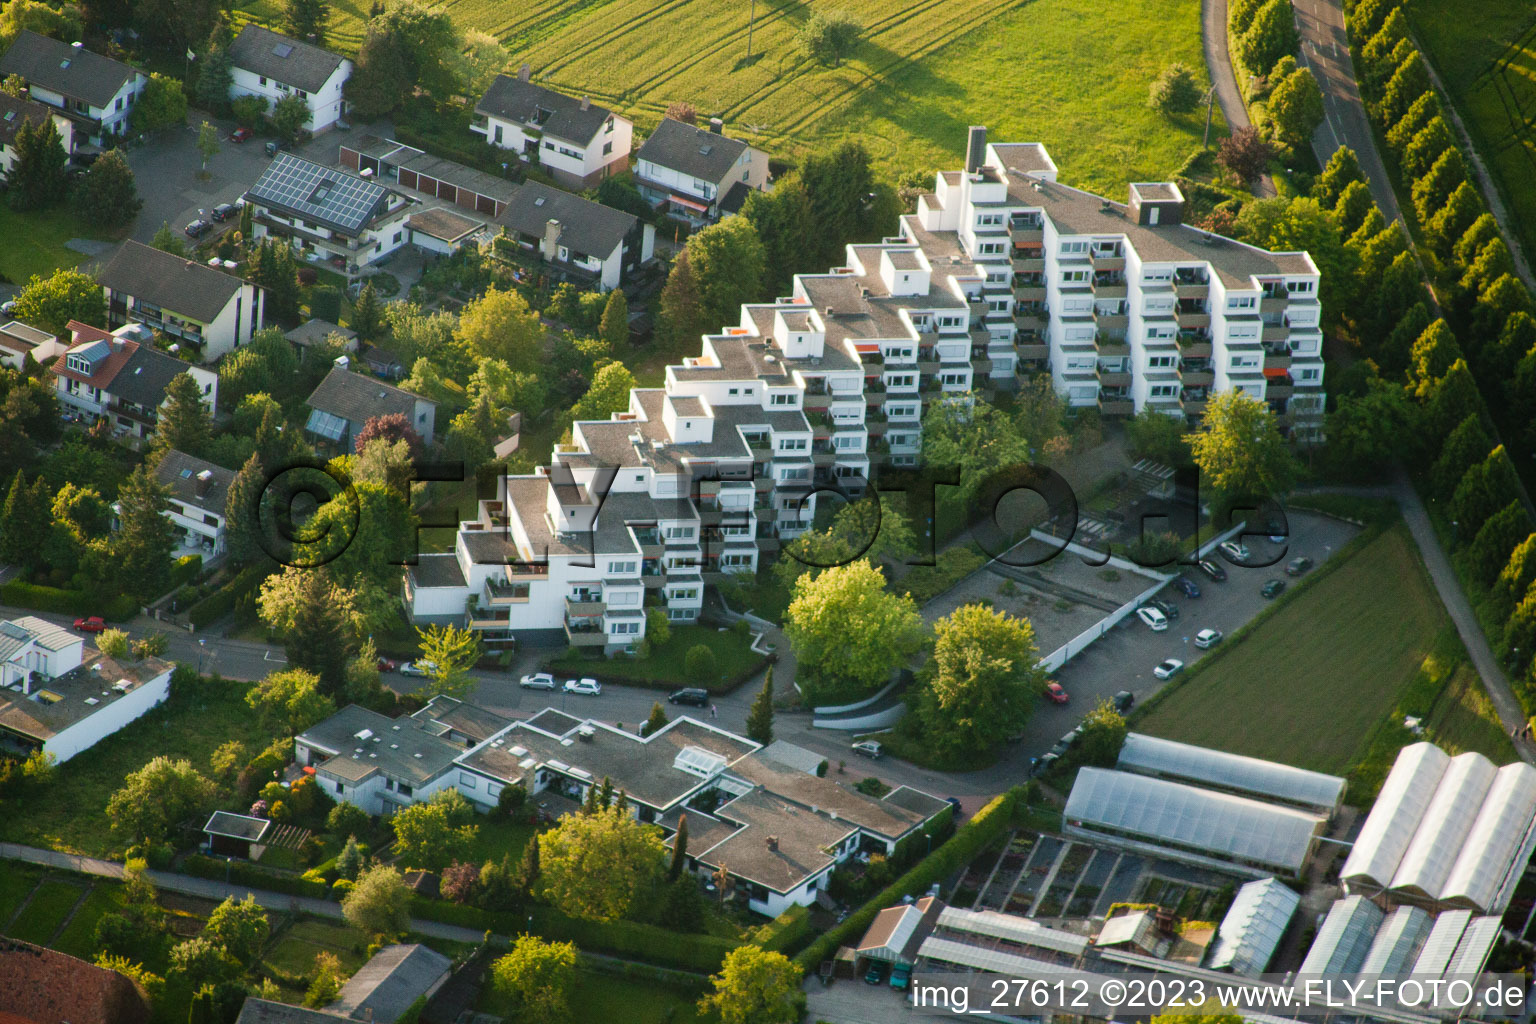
[249,154,389,235]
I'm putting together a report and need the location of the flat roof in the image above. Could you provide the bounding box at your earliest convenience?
[0,649,168,743]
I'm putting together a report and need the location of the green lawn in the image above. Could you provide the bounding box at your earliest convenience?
[0,676,282,857]
[1427,662,1518,761]
[1407,1,1536,284]
[0,867,42,929]
[1135,525,1463,773]
[463,816,538,867]
[477,966,702,1024]
[51,885,127,960]
[5,879,86,945]
[263,918,370,978]
[234,0,1218,187]
[549,624,767,692]
[0,206,112,284]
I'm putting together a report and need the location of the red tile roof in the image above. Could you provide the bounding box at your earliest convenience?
[0,940,151,1024]
[49,332,138,391]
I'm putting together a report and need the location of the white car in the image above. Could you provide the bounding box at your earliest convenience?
[1194,628,1223,649]
[1218,540,1251,563]
[519,672,556,690]
[852,740,882,759]
[563,677,601,695]
[1136,606,1169,632]
[398,660,437,678]
[1153,658,1184,680]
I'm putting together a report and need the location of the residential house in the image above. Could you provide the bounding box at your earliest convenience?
[494,179,653,292]
[97,240,265,360]
[0,319,67,370]
[245,152,413,277]
[305,357,437,447]
[471,66,632,189]
[0,32,144,146]
[153,449,235,558]
[0,618,173,765]
[633,116,769,225]
[299,702,949,917]
[49,321,219,439]
[228,25,351,133]
[284,317,357,353]
[0,940,152,1024]
[0,89,75,172]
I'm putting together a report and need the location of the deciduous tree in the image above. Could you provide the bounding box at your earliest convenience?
[1186,391,1298,513]
[799,8,861,66]
[415,622,482,699]
[915,604,1042,757]
[491,936,578,1024]
[1148,63,1201,115]
[569,362,637,423]
[698,946,802,1024]
[342,864,411,938]
[1268,66,1324,148]
[72,148,141,227]
[1235,0,1298,77]
[785,561,924,701]
[245,667,335,734]
[107,757,216,844]
[1312,146,1364,207]
[455,285,544,370]
[1217,126,1273,182]
[130,74,188,135]
[391,790,478,871]
[537,804,665,922]
[202,895,269,966]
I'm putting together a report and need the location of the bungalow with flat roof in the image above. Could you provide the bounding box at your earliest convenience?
[0,621,172,765]
[0,31,144,145]
[305,357,437,447]
[228,25,351,133]
[633,117,769,226]
[49,321,219,439]
[97,240,265,360]
[0,90,75,172]
[494,179,654,291]
[0,319,67,370]
[472,65,632,189]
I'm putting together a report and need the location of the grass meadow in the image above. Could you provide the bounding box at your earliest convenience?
[1406,0,1536,276]
[234,0,1220,191]
[1135,525,1513,778]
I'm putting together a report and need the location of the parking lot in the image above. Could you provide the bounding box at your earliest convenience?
[1011,510,1363,760]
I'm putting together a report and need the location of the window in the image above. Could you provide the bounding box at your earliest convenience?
[603,141,612,156]
[833,434,862,450]
[780,466,811,481]
[1062,269,1090,284]
[494,125,503,144]
[769,392,796,406]
[335,781,344,794]
[665,525,695,540]
[544,140,554,151]
[937,314,964,329]
[1148,354,1175,368]
[722,553,752,568]
[459,773,477,789]
[887,374,916,389]
[976,212,1004,227]
[1227,296,1257,310]
[941,372,968,385]
[1060,240,1089,255]
[1286,280,1315,294]
[1150,383,1178,397]
[1143,269,1172,283]
[977,241,1005,255]
[115,97,122,111]
[607,560,638,574]
[259,76,267,86]
[610,620,641,635]
[669,587,699,601]
[778,438,807,452]
[1296,367,1321,381]
[392,232,402,244]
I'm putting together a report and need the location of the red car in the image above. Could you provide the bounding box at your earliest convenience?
[1044,681,1070,704]
[74,616,107,633]
[229,127,253,144]
[376,657,398,673]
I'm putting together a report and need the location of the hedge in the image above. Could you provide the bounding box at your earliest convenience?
[751,904,813,955]
[0,580,138,619]
[794,786,1026,972]
[183,854,332,900]
[170,554,203,589]
[408,897,737,973]
[188,566,267,629]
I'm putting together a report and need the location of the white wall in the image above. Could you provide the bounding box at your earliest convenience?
[229,59,352,132]
[45,668,170,764]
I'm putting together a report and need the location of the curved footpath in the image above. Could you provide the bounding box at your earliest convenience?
[1202,0,1277,197]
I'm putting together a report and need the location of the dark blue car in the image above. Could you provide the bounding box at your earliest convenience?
[1173,575,1201,599]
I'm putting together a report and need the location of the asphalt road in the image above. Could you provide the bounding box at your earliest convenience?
[1014,511,1363,759]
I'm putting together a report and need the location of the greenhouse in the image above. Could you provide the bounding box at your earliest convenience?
[1207,877,1301,976]
[1117,733,1346,814]
[1298,895,1384,976]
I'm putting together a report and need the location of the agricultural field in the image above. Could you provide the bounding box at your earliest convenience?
[1407,0,1536,274]
[235,0,1220,191]
[1135,526,1514,776]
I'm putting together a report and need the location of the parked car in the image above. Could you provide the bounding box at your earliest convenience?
[1261,578,1287,599]
[1112,690,1134,713]
[0,300,15,315]
[865,962,887,985]
[852,740,882,759]
[1198,558,1227,582]
[211,203,237,222]
[229,127,253,143]
[1172,575,1201,599]
[398,660,436,677]
[1034,752,1060,774]
[1052,728,1081,756]
[1044,681,1070,704]
[668,687,709,706]
[184,219,211,239]
[1149,598,1179,621]
[1194,628,1223,650]
[264,140,281,156]
[1266,518,1288,543]
[375,657,398,672]
[73,616,106,633]
[889,962,912,990]
[1286,556,1314,576]
[1153,658,1184,680]
[519,672,556,690]
[1218,540,1251,563]
[563,677,601,695]
[1136,605,1169,632]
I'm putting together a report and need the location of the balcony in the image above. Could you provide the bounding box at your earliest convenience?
[1174,280,1209,300]
[1092,253,1126,272]
[1261,324,1289,343]
[1175,309,1211,330]
[1098,395,1135,416]
[1267,374,1295,398]
[1094,280,1128,299]
[1260,294,1289,313]
[1014,285,1047,302]
[1012,256,1045,272]
[1097,368,1133,387]
[1011,226,1044,243]
[1096,313,1129,334]
[565,596,605,616]
[971,357,995,373]
[1263,348,1292,370]
[1181,396,1208,417]
[803,390,832,411]
[1014,310,1048,329]
[1179,365,1215,387]
[564,618,607,646]
[1016,341,1049,361]
[1095,335,1130,357]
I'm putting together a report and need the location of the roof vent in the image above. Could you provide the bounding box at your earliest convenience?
[580,96,590,111]
[824,306,835,318]
[517,63,530,82]
[766,835,778,851]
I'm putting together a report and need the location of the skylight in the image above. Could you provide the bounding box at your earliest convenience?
[273,43,294,58]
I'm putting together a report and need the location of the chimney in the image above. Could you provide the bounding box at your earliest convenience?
[517,63,530,82]
[766,836,778,851]
[708,117,723,134]
[964,125,987,174]
[579,95,591,111]
[194,469,214,497]
[334,354,350,370]
[541,218,562,261]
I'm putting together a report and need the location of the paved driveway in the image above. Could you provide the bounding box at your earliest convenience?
[1015,511,1362,760]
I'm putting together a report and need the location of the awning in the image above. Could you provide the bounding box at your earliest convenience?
[669,194,710,213]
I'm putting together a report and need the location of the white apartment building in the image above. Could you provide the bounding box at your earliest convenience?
[471,66,632,189]
[403,128,1325,652]
[228,25,352,134]
[0,31,144,146]
[245,153,413,277]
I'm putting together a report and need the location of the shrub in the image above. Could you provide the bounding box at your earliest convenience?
[683,644,717,683]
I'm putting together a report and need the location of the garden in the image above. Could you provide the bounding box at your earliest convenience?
[548,620,771,693]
